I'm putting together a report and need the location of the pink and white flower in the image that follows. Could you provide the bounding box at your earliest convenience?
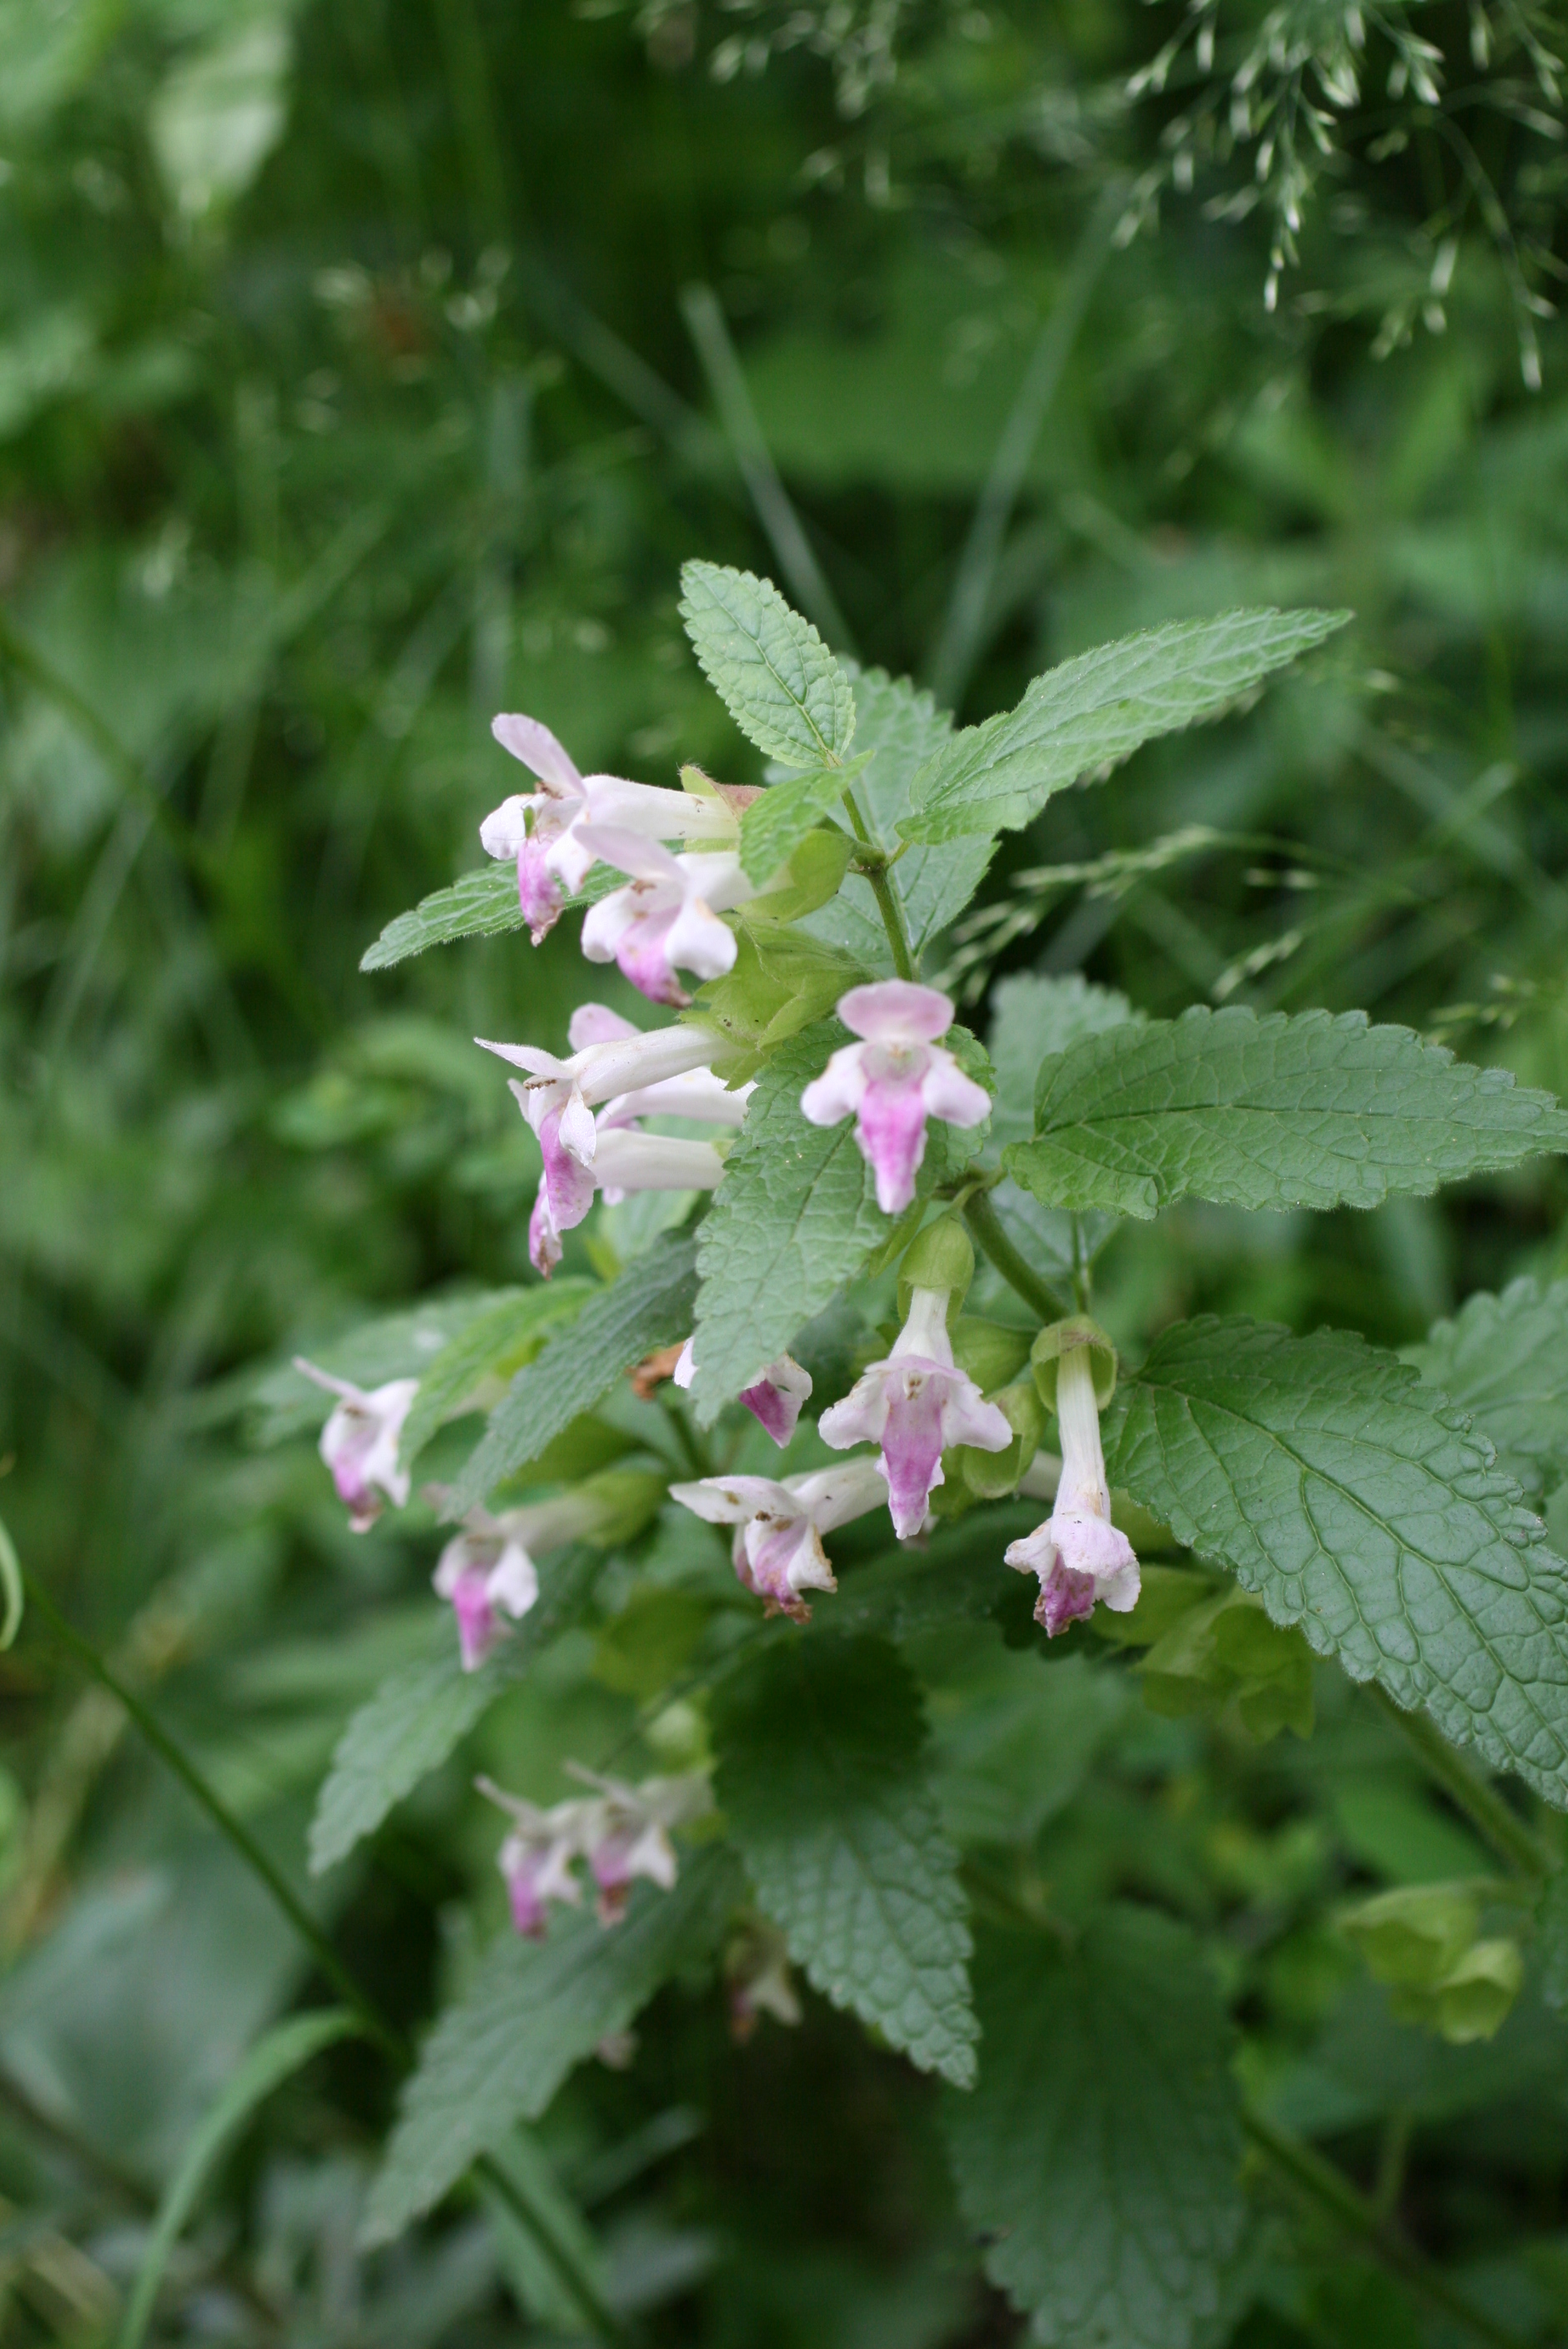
[672,1337,812,1448]
[800,981,991,1215]
[1006,1343,1139,1636]
[670,1458,887,1621]
[576,827,754,1008]
[819,1285,1011,1537]
[478,1768,711,1937]
[477,1017,728,1273]
[431,1506,541,1671]
[482,714,736,944]
[293,1361,417,1532]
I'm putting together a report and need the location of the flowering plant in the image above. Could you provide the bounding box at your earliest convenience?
[282,561,1568,2338]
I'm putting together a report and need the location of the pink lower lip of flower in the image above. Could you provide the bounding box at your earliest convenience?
[617,913,691,1008]
[1033,1559,1100,1637]
[448,1567,499,1671]
[856,1068,932,1212]
[738,1356,812,1447]
[873,1371,949,1537]
[1004,1506,1140,1636]
[516,833,563,944]
[538,1105,597,1227]
[529,1180,561,1277]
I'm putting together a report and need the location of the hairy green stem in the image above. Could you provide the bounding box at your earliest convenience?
[24,1572,633,2346]
[1367,1686,1556,1879]
[962,1190,1071,1323]
[841,791,914,980]
[1243,2109,1528,2349]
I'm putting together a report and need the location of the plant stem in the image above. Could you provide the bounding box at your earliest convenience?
[842,793,915,979]
[962,1190,1070,1322]
[1243,2108,1528,2349]
[1366,1685,1555,1879]
[23,1572,634,2347]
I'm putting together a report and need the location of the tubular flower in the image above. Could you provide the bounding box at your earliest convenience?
[800,981,991,1215]
[575,827,754,1007]
[482,713,736,944]
[819,1285,1012,1537]
[294,1361,417,1532]
[429,1485,631,1669]
[477,1017,726,1275]
[672,1337,812,1447]
[478,1768,711,1937]
[1006,1341,1140,1636]
[670,1458,887,1622]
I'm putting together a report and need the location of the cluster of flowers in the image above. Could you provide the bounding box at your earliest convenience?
[297,714,1143,1939]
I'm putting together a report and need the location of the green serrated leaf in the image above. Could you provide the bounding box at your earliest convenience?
[690,1024,890,1419]
[945,1909,1244,2349]
[713,1634,978,2085]
[987,972,1138,1153]
[1408,1278,1568,1498]
[1103,1316,1568,1806]
[398,1282,596,1468]
[1005,1007,1568,1220]
[803,666,993,968]
[251,1291,535,1448]
[901,607,1350,846]
[680,559,855,768]
[361,1844,741,2246]
[448,1240,698,1515]
[738,752,867,885]
[308,1548,605,1874]
[360,863,527,972]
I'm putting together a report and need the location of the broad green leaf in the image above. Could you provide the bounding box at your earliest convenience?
[1408,1278,1568,1497]
[689,1024,889,1420]
[712,1635,978,2087]
[945,1909,1244,2349]
[803,667,993,967]
[251,1291,535,1447]
[1007,1008,1568,1220]
[449,1240,698,1513]
[987,972,1137,1152]
[827,1506,1038,1642]
[398,1282,595,1468]
[361,1845,741,2246]
[738,753,867,885]
[901,606,1350,845]
[359,861,616,972]
[923,1645,1130,1847]
[119,2008,362,2349]
[679,560,855,768]
[1103,1316,1568,1806]
[308,1549,605,1874]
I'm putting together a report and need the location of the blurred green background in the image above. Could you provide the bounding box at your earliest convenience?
[3,0,1568,2341]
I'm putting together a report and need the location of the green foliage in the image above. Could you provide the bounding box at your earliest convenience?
[450,1242,699,1512]
[359,864,531,972]
[1107,1318,1568,1803]
[738,754,867,885]
[946,1909,1244,2349]
[1008,1007,1568,1219]
[1409,1277,1568,1498]
[308,1547,606,1873]
[364,1846,741,2246]
[397,1282,596,1467]
[901,609,1351,845]
[690,1024,890,1416]
[679,561,856,769]
[712,1636,979,2087]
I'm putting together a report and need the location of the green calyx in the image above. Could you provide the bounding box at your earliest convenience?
[1134,1582,1315,1742]
[1031,1315,1118,1411]
[1339,1881,1525,2044]
[897,1215,976,1317]
[949,1316,1033,1392]
[955,1379,1046,1501]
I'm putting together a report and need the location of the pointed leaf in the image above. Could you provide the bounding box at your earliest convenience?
[680,560,855,767]
[803,667,993,966]
[712,1635,979,2086]
[945,1909,1244,2349]
[1103,1316,1568,1806]
[987,972,1137,1152]
[362,1846,741,2246]
[449,1240,698,1512]
[738,753,867,885]
[901,606,1350,845]
[308,1548,606,1874]
[1007,1008,1568,1220]
[1408,1278,1568,1497]
[398,1282,596,1468]
[359,863,618,972]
